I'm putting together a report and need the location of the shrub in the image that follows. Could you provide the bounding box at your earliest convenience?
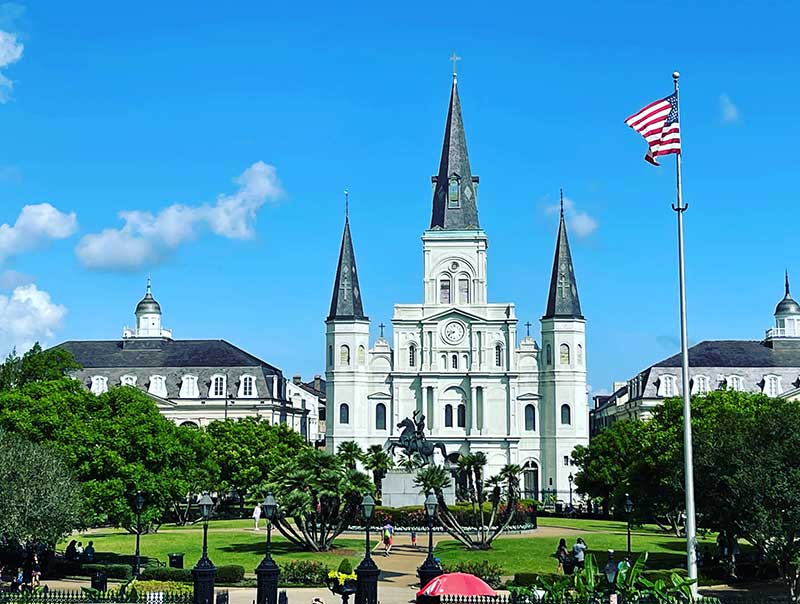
[337,559,353,575]
[642,569,688,581]
[216,565,246,584]
[280,560,329,586]
[82,564,133,580]
[134,581,193,595]
[511,572,562,586]
[442,560,505,588]
[141,567,192,582]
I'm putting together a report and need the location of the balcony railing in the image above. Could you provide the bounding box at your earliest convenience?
[766,327,799,339]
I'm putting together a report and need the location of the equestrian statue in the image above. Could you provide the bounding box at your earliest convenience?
[387,410,460,465]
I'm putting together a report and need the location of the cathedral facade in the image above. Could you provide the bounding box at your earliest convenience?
[325,75,589,502]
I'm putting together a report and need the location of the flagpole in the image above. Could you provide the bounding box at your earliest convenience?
[671,70,698,595]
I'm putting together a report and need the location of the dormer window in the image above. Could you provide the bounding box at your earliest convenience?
[180,375,199,398]
[148,375,167,398]
[90,375,108,395]
[120,374,137,387]
[211,374,226,398]
[239,375,257,398]
[448,175,460,208]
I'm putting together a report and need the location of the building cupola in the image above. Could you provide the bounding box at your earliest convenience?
[123,277,173,339]
[767,271,800,341]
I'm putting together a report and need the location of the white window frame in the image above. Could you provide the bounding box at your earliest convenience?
[238,374,257,398]
[148,375,167,398]
[693,374,709,395]
[660,375,677,397]
[180,375,199,398]
[727,375,744,392]
[120,374,137,387]
[90,375,108,395]
[764,375,781,397]
[409,344,417,368]
[210,374,227,398]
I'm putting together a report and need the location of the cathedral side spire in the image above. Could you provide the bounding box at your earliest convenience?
[543,205,583,319]
[430,70,479,231]
[328,211,367,321]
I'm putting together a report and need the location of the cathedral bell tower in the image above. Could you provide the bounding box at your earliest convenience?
[539,194,588,501]
[325,199,370,450]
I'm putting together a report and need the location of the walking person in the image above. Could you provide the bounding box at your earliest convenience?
[252,503,263,530]
[410,530,417,549]
[572,538,587,571]
[381,522,394,556]
[556,538,569,574]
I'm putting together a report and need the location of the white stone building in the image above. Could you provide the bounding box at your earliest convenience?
[591,273,800,433]
[57,280,322,442]
[325,75,590,501]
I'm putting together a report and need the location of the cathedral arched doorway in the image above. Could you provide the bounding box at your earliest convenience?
[522,460,539,500]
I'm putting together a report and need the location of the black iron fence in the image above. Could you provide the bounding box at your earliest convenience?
[0,589,194,604]
[439,596,792,604]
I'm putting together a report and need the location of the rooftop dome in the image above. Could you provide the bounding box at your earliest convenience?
[135,278,162,315]
[775,272,800,315]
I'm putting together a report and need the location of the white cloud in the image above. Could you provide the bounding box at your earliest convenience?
[0,203,78,263]
[0,283,67,355]
[0,29,23,103]
[720,93,740,124]
[76,161,284,271]
[545,195,598,238]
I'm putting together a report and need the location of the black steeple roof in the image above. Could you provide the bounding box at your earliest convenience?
[430,77,480,231]
[328,216,367,321]
[543,196,583,319]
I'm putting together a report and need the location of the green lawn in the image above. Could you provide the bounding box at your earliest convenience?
[435,520,716,576]
[62,523,366,572]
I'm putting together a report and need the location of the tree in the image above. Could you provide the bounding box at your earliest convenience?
[572,420,646,515]
[414,461,521,550]
[0,343,80,391]
[206,417,309,504]
[363,444,394,499]
[0,378,218,530]
[0,430,83,547]
[336,441,364,471]
[268,448,373,551]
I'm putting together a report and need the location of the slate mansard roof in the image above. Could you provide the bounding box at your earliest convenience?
[57,338,283,373]
[652,340,800,369]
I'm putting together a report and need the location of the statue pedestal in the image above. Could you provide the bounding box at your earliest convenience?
[381,470,456,508]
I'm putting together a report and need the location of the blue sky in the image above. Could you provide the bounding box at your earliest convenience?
[1,1,797,394]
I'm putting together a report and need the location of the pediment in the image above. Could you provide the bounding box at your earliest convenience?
[367,391,392,400]
[424,307,484,324]
[517,392,541,401]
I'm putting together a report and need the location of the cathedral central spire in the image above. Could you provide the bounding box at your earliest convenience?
[328,209,367,321]
[429,75,480,231]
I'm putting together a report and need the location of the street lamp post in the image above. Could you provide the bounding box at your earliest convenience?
[355,494,379,604]
[624,494,634,562]
[133,491,145,579]
[256,493,280,604]
[192,493,217,604]
[603,549,618,596]
[417,491,444,590]
[568,474,574,509]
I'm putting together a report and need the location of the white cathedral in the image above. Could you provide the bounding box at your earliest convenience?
[325,74,589,502]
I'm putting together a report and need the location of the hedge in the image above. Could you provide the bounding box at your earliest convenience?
[512,569,688,587]
[216,565,245,584]
[141,567,192,582]
[442,561,505,588]
[81,564,133,580]
[279,561,329,586]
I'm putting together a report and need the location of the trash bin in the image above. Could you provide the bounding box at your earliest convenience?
[555,502,564,514]
[168,553,185,569]
[91,571,107,592]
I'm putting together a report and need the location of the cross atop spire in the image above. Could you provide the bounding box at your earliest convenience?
[560,188,564,218]
[450,51,461,81]
[786,269,791,297]
[344,189,349,221]
[429,71,480,231]
[543,198,583,320]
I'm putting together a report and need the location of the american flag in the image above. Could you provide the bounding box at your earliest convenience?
[625,93,680,165]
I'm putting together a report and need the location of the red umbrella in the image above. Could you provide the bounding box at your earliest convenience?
[417,573,496,597]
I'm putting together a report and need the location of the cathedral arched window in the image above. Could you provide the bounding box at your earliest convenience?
[457,403,466,428]
[495,344,503,367]
[340,345,350,367]
[328,345,333,367]
[451,354,458,370]
[375,403,386,430]
[560,403,571,426]
[448,175,460,208]
[524,404,536,431]
[458,278,470,303]
[546,345,552,365]
[440,354,447,369]
[444,404,454,427]
[339,403,350,424]
[357,345,366,365]
[440,278,451,304]
[577,344,583,365]
[560,343,570,365]
[409,344,417,368]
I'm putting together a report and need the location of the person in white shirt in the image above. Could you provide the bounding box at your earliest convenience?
[252,504,262,530]
[572,538,587,570]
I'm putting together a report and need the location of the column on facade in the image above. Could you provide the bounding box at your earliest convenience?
[469,383,478,436]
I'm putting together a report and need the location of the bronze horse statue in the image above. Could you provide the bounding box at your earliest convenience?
[387,416,459,465]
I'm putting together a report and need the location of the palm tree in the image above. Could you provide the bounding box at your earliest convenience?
[336,440,364,471]
[363,444,394,500]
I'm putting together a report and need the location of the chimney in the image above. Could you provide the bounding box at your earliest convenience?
[314,375,322,392]
[292,375,302,385]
